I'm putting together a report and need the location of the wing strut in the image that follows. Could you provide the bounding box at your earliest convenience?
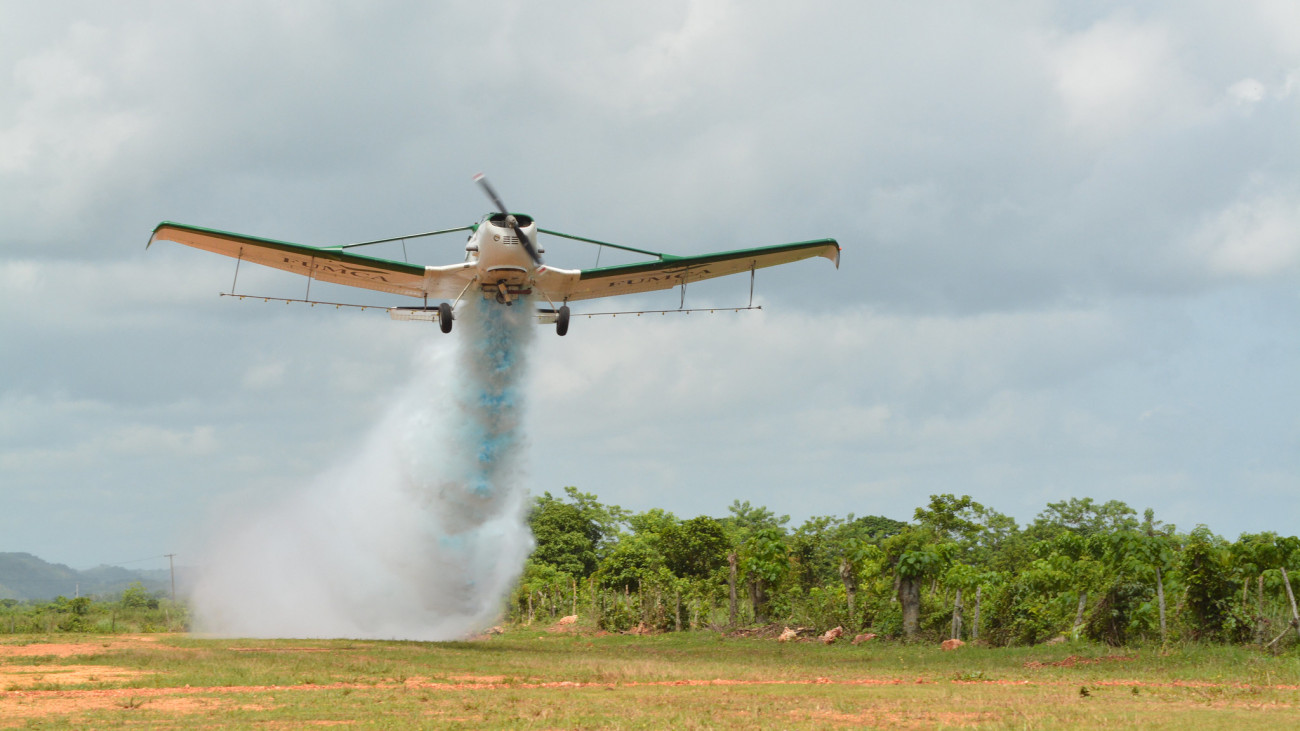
[231,250,243,294]
[749,261,756,308]
[338,226,475,249]
[451,276,478,309]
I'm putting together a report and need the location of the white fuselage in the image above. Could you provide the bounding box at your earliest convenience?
[466,214,539,300]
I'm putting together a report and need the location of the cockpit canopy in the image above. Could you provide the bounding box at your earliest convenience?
[486,213,534,228]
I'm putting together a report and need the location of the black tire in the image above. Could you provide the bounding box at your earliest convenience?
[438,302,453,333]
[556,305,570,337]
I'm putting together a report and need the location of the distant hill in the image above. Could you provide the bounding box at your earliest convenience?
[0,553,172,601]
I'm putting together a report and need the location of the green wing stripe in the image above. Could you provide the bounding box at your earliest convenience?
[537,238,839,303]
[149,221,436,298]
[150,221,426,276]
[578,239,839,279]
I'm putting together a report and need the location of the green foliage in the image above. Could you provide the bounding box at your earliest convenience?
[740,526,789,622]
[508,488,1300,649]
[1085,579,1153,646]
[724,500,789,540]
[597,534,664,593]
[120,582,158,609]
[1031,497,1140,538]
[849,514,908,542]
[661,516,729,580]
[984,578,1060,646]
[2,593,187,634]
[529,493,602,577]
[914,494,985,542]
[1181,525,1240,641]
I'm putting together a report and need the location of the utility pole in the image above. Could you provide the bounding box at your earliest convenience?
[164,554,176,602]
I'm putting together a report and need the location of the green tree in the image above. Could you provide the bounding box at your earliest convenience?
[848,515,908,542]
[1029,497,1139,538]
[740,526,789,623]
[597,534,665,593]
[788,515,843,592]
[883,527,954,641]
[120,582,157,610]
[913,494,984,543]
[1181,525,1240,641]
[528,492,601,577]
[558,486,629,555]
[724,500,789,538]
[1091,519,1175,646]
[661,516,729,580]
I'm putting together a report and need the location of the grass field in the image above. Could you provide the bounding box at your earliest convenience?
[3,627,1299,729]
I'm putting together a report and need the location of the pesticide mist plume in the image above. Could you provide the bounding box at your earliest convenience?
[190,296,536,639]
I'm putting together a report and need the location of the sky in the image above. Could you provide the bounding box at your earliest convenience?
[1,0,1297,570]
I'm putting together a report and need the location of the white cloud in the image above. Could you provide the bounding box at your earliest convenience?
[242,361,288,390]
[0,403,217,472]
[1050,17,1202,139]
[546,0,737,116]
[1193,190,1300,278]
[0,20,153,202]
[1227,77,1267,106]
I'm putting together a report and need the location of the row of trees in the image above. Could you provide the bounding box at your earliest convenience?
[512,488,1300,648]
[0,583,188,634]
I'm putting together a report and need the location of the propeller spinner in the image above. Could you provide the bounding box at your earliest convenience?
[474,174,543,266]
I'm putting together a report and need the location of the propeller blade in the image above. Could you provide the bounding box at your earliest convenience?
[512,221,543,266]
[473,173,510,216]
[473,173,543,266]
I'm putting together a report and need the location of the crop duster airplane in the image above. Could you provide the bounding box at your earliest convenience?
[149,175,840,336]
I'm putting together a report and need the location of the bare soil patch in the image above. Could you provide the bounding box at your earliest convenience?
[227,647,333,653]
[1023,654,1136,668]
[0,694,253,721]
[0,635,163,659]
[0,664,149,688]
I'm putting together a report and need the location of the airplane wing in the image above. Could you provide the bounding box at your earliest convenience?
[532,238,840,304]
[149,222,476,299]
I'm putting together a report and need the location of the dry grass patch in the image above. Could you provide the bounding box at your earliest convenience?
[0,693,257,721]
[1,664,149,688]
[0,635,165,659]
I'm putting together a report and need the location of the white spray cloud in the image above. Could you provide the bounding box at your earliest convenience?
[189,296,536,639]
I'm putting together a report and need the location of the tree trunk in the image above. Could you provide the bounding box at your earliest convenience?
[950,588,964,640]
[727,552,738,627]
[750,579,769,624]
[1282,566,1300,627]
[972,586,981,641]
[1156,567,1167,645]
[674,593,682,632]
[839,557,858,629]
[1072,591,1088,637]
[899,577,921,641]
[1257,574,1266,645]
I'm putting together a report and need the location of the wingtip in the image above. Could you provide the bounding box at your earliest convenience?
[146,222,165,249]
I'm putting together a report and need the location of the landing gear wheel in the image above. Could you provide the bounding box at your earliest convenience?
[556,305,570,337]
[438,302,453,333]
